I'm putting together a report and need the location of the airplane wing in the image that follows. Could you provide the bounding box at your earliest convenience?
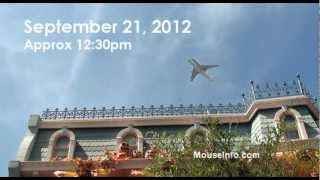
[201,64,219,71]
[200,71,214,81]
[190,68,199,81]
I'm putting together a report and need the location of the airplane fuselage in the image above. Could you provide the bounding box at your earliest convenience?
[188,59,205,72]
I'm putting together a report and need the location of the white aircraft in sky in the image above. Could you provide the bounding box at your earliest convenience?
[188,58,219,81]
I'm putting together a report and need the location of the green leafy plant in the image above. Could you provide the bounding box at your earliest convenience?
[144,117,320,177]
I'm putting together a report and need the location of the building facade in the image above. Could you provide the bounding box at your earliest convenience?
[8,74,320,177]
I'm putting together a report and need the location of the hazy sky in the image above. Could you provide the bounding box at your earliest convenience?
[0,4,318,176]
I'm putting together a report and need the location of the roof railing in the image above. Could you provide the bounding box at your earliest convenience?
[41,74,313,120]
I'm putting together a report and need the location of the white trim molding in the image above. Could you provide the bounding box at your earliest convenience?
[274,107,308,140]
[47,128,76,160]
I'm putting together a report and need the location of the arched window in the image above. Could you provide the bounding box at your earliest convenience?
[282,115,299,140]
[185,124,209,146]
[274,107,308,140]
[190,131,206,145]
[116,126,144,156]
[47,128,76,160]
[123,133,138,146]
[52,136,70,159]
[122,133,138,156]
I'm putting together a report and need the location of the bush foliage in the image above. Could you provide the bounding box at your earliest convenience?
[144,117,320,177]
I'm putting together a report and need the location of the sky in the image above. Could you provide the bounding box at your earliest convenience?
[0,4,318,176]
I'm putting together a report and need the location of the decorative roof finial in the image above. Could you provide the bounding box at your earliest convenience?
[241,93,246,105]
[249,80,256,100]
[296,73,304,95]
